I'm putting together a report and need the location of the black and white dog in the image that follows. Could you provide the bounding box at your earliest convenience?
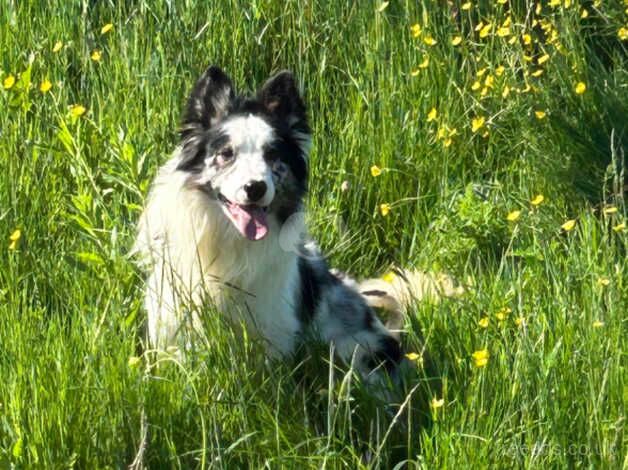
[134,66,402,382]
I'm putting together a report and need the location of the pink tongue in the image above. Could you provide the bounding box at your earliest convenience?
[225,202,269,241]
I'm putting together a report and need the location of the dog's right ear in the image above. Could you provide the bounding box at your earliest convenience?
[181,66,234,137]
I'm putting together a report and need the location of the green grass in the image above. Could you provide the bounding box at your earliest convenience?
[1,0,626,467]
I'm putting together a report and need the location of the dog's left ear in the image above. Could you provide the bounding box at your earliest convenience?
[258,71,307,128]
[181,65,234,137]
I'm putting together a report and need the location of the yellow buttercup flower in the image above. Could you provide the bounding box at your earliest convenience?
[507,210,521,222]
[410,69,421,77]
[514,317,524,327]
[472,349,489,368]
[603,206,617,214]
[451,36,462,46]
[495,307,511,321]
[427,107,438,122]
[370,165,382,177]
[522,33,532,46]
[619,27,628,41]
[382,271,397,283]
[430,397,445,409]
[418,57,430,68]
[531,69,544,77]
[496,27,510,37]
[128,356,141,367]
[471,80,481,91]
[3,74,15,90]
[478,317,489,328]
[612,222,625,232]
[471,116,485,132]
[40,79,52,93]
[379,203,391,216]
[574,82,586,95]
[423,35,437,46]
[530,194,544,206]
[479,24,492,39]
[91,49,102,62]
[52,40,63,53]
[535,110,546,120]
[597,277,610,287]
[101,23,114,34]
[405,352,420,361]
[461,2,472,10]
[443,138,452,148]
[410,24,422,38]
[9,229,21,250]
[495,65,505,76]
[70,104,87,118]
[592,320,604,328]
[538,54,550,65]
[502,85,511,98]
[561,219,576,231]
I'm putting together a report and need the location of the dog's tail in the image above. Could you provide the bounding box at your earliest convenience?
[357,268,465,338]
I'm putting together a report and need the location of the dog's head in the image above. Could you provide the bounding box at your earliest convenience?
[177,66,310,241]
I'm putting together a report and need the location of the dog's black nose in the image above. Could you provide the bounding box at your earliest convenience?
[244,181,267,202]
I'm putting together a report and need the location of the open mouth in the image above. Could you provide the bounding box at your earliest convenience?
[218,193,269,241]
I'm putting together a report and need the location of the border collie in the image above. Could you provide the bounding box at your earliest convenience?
[134,66,402,382]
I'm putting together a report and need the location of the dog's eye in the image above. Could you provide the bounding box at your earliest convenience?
[216,147,234,164]
[219,147,234,159]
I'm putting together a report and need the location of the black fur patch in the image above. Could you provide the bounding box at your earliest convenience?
[275,202,301,225]
[297,257,341,324]
[298,258,324,324]
[177,129,229,172]
[366,335,402,374]
[361,289,387,297]
[181,66,234,137]
[363,305,375,329]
